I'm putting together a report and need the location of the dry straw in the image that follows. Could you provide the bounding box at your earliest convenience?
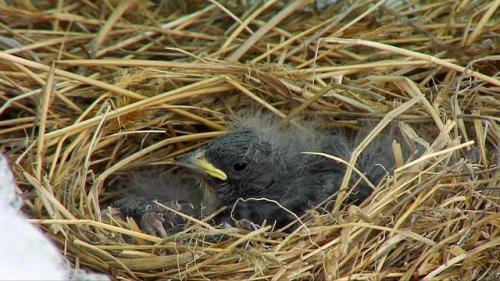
[1,1,499,280]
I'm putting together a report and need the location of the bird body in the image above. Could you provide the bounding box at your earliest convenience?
[113,113,411,234]
[179,114,399,229]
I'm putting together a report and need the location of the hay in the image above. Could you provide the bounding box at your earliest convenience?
[1,0,499,280]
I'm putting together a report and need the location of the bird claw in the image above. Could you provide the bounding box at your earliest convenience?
[140,213,168,238]
[100,207,121,222]
[219,222,233,229]
[237,219,260,231]
[138,202,183,238]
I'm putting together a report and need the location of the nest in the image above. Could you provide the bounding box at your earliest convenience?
[1,1,499,280]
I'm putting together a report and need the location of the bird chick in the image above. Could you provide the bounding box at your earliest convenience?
[111,114,418,235]
[178,114,410,230]
[110,170,218,237]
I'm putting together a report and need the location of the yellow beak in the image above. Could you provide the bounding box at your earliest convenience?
[177,150,228,181]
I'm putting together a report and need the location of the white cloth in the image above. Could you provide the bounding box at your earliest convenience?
[0,154,109,280]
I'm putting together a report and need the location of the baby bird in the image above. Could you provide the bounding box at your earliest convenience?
[112,113,414,235]
[177,114,407,230]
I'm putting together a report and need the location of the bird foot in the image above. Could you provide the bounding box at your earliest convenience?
[236,219,260,231]
[100,206,170,237]
[138,201,183,238]
[219,222,233,229]
[216,218,260,231]
[100,207,122,222]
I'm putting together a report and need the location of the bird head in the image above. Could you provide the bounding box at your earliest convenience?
[177,129,273,185]
[175,113,334,209]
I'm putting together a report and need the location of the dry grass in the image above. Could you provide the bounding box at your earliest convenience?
[1,0,499,280]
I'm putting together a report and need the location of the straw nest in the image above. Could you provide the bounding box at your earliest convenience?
[1,1,499,280]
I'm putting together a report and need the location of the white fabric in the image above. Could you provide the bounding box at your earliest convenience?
[0,154,109,280]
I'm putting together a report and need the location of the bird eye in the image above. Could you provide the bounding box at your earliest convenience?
[232,161,248,172]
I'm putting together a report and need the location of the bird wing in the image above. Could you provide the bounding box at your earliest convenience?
[115,169,219,217]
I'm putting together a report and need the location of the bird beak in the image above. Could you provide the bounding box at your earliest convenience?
[176,149,228,181]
